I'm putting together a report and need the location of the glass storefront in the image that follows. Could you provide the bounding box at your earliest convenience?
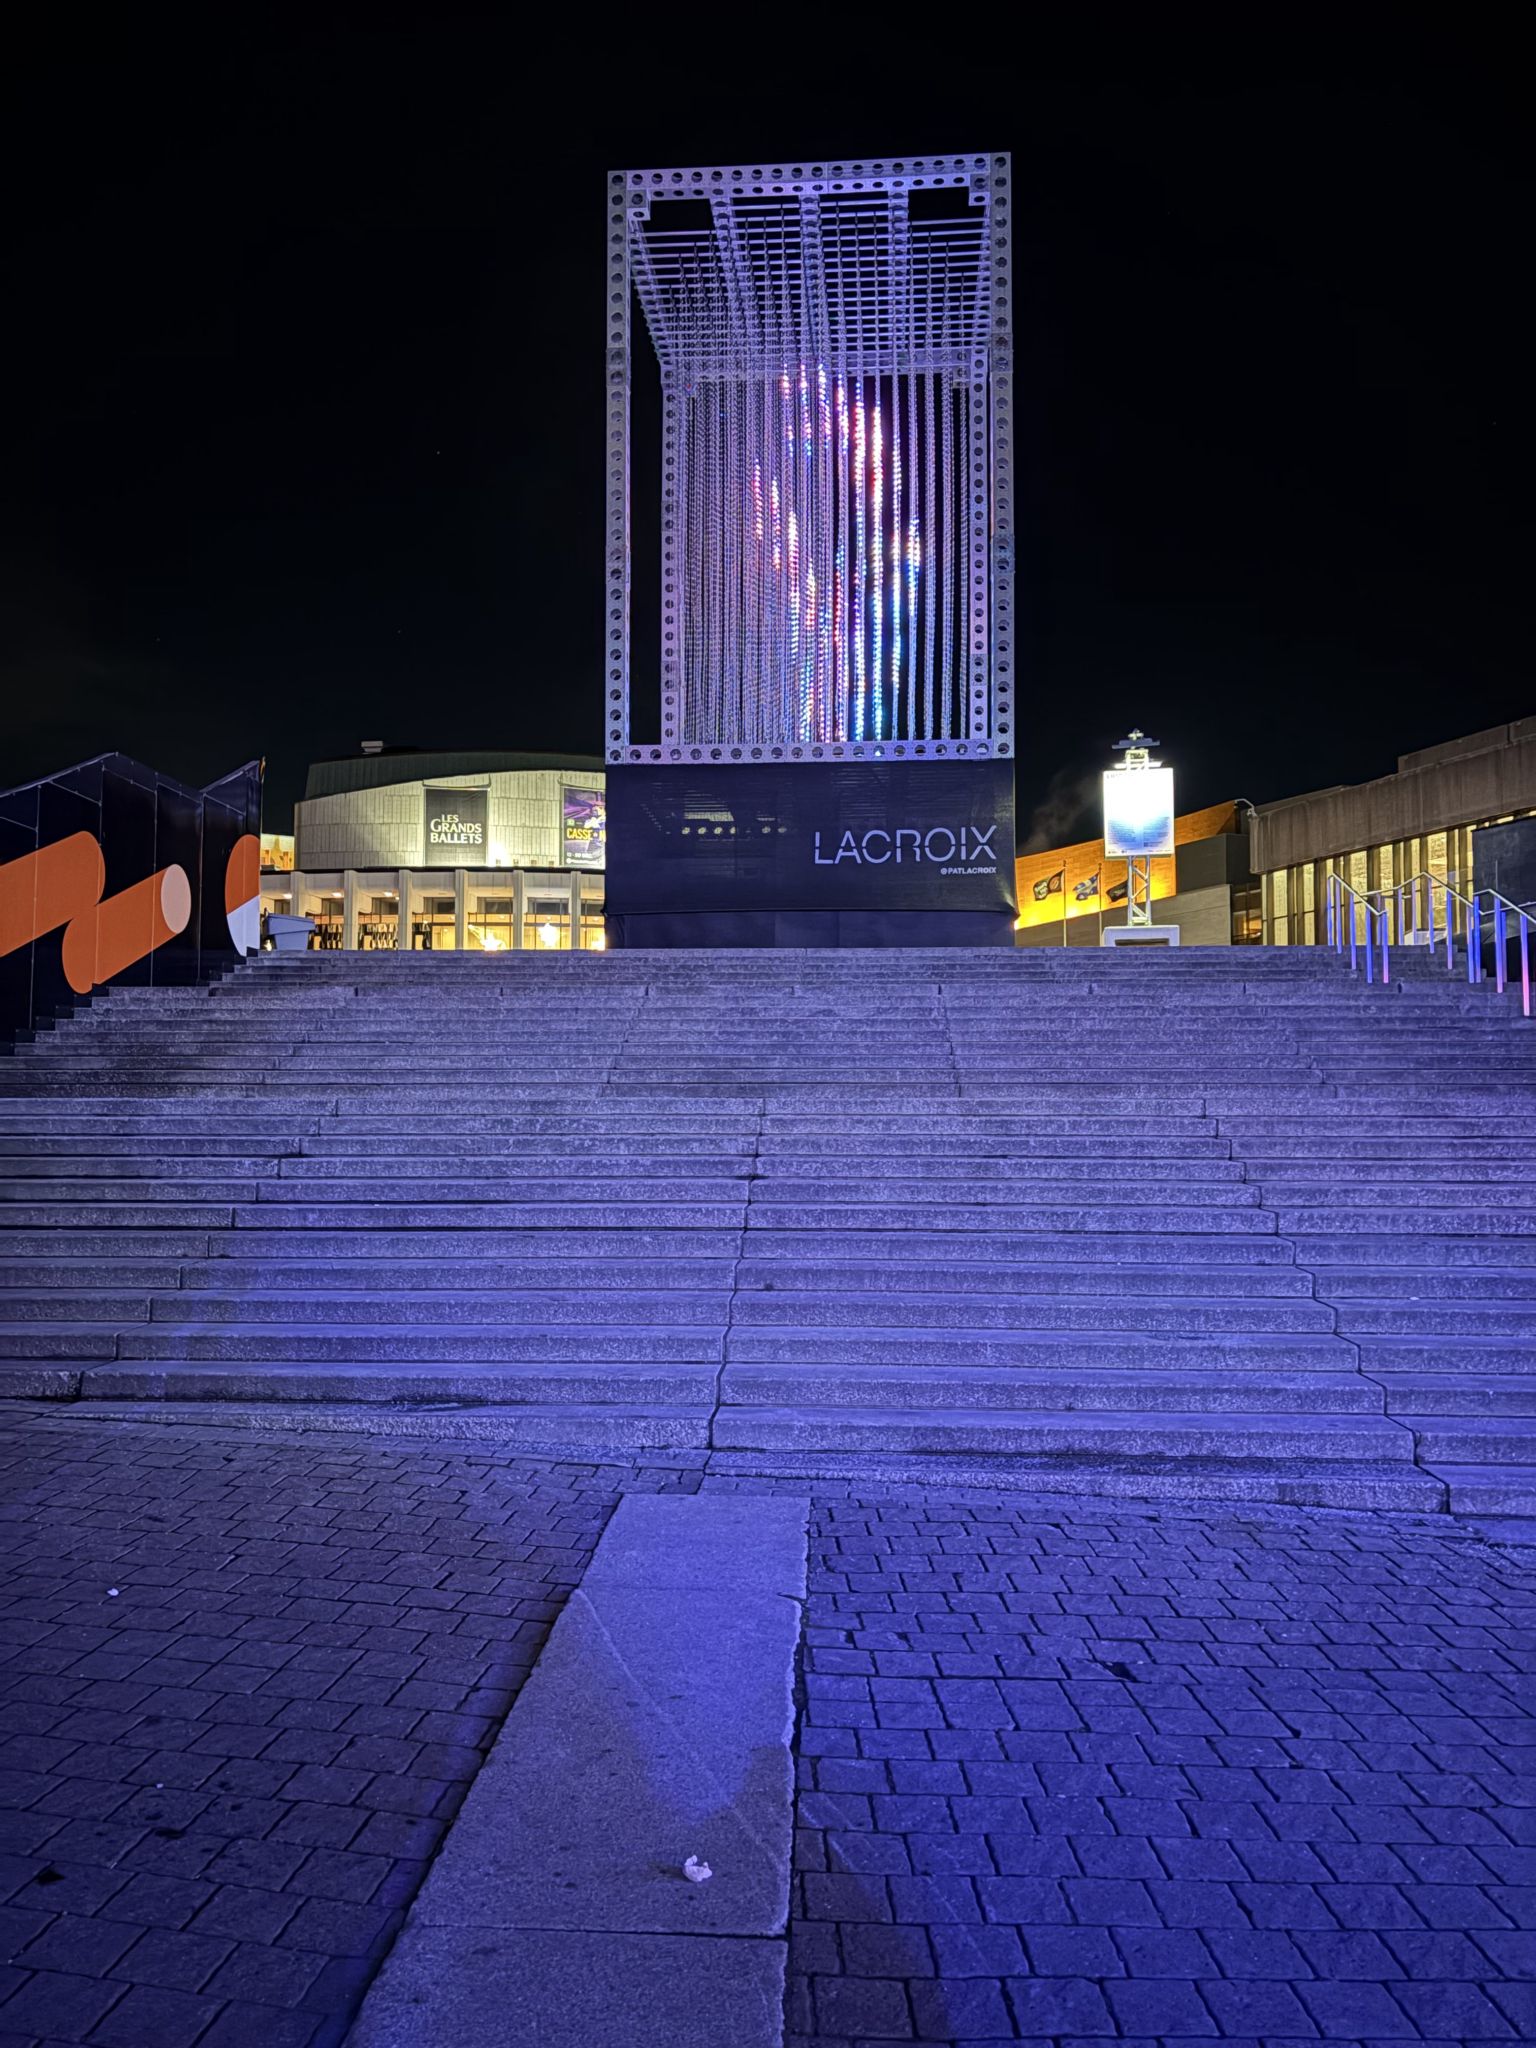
[410,892,456,950]
[259,868,606,950]
[579,877,607,950]
[1263,814,1533,946]
[305,887,346,950]
[468,896,514,951]
[357,894,399,950]
[525,895,571,950]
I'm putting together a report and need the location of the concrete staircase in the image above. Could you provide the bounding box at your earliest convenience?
[3,947,1533,1527]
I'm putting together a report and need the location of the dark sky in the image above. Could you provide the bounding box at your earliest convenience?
[1,18,1529,842]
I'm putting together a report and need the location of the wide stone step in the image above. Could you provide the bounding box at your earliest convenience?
[77,1359,720,1410]
[1219,1116,1536,1137]
[0,1231,215,1258]
[745,1177,1262,1206]
[0,1259,186,1288]
[0,1292,151,1322]
[0,1203,238,1228]
[728,1290,1334,1333]
[741,1230,1299,1265]
[723,1325,1354,1371]
[723,1361,1377,1414]
[134,1290,730,1326]
[705,1447,1444,1511]
[1338,1303,1536,1336]
[1317,1266,1536,1298]
[712,1403,1418,1462]
[0,1326,119,1357]
[0,1157,279,1180]
[1231,1138,1536,1160]
[735,1257,1315,1297]
[173,1258,739,1292]
[758,1113,1221,1135]
[747,1155,1250,1182]
[741,1202,1277,1234]
[1378,1373,1536,1416]
[1278,1207,1536,1237]
[226,1201,747,1229]
[196,1229,744,1258]
[1353,1333,1536,1371]
[1403,1415,1536,1464]
[750,1133,1232,1158]
[1304,1235,1536,1267]
[1424,1464,1536,1517]
[272,1157,758,1181]
[116,1325,725,1362]
[0,1178,751,1207]
[1254,1162,1536,1187]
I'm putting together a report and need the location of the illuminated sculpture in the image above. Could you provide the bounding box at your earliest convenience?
[606,154,1014,767]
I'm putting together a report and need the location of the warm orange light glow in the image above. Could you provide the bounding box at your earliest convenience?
[1014,801,1240,931]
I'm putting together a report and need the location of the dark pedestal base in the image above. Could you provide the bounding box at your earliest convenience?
[604,758,1017,950]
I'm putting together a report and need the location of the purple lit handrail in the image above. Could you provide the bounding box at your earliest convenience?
[1325,873,1389,986]
[1384,871,1533,1021]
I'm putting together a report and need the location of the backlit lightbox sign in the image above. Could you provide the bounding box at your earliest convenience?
[1102,767,1175,858]
[562,787,607,870]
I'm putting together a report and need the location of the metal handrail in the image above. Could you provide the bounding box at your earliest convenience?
[1395,870,1532,1017]
[1327,868,1532,1019]
[1324,872,1389,985]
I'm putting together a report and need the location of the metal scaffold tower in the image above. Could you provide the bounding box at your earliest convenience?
[606,154,1014,768]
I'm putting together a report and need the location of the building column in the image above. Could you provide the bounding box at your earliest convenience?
[512,869,527,950]
[342,871,359,951]
[397,870,412,950]
[568,871,582,951]
[455,870,469,951]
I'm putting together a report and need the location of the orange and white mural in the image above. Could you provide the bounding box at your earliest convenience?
[224,834,261,955]
[0,754,262,1039]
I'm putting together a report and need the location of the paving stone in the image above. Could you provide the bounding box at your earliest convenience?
[0,1968,125,2039]
[0,1417,653,2044]
[89,1982,225,2047]
[786,1484,1534,2048]
[109,1923,234,1990]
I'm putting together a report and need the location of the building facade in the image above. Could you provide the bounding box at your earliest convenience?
[1251,719,1536,945]
[1014,801,1259,947]
[259,749,607,951]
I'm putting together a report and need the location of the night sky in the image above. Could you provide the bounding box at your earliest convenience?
[2,20,1529,845]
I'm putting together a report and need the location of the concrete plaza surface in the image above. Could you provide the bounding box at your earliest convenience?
[0,1410,1530,2046]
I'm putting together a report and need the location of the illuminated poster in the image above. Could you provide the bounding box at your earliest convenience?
[1102,768,1175,858]
[423,788,488,866]
[562,787,606,870]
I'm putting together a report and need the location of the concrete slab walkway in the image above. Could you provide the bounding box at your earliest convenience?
[348,1492,809,2048]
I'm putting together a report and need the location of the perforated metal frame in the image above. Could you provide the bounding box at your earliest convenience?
[606,153,1014,769]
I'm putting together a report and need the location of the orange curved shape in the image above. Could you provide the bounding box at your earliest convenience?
[60,866,192,994]
[0,832,106,960]
[225,833,260,915]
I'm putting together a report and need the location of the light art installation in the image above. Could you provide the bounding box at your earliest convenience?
[606,155,1013,766]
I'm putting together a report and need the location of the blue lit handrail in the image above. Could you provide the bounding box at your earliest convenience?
[1390,870,1532,1020]
[1324,872,1389,985]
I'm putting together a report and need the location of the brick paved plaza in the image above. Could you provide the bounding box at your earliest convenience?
[0,1411,1529,2046]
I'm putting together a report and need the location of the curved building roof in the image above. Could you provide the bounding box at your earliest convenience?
[303,750,606,802]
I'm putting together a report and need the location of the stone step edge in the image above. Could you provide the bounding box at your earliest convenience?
[346,1490,807,2048]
